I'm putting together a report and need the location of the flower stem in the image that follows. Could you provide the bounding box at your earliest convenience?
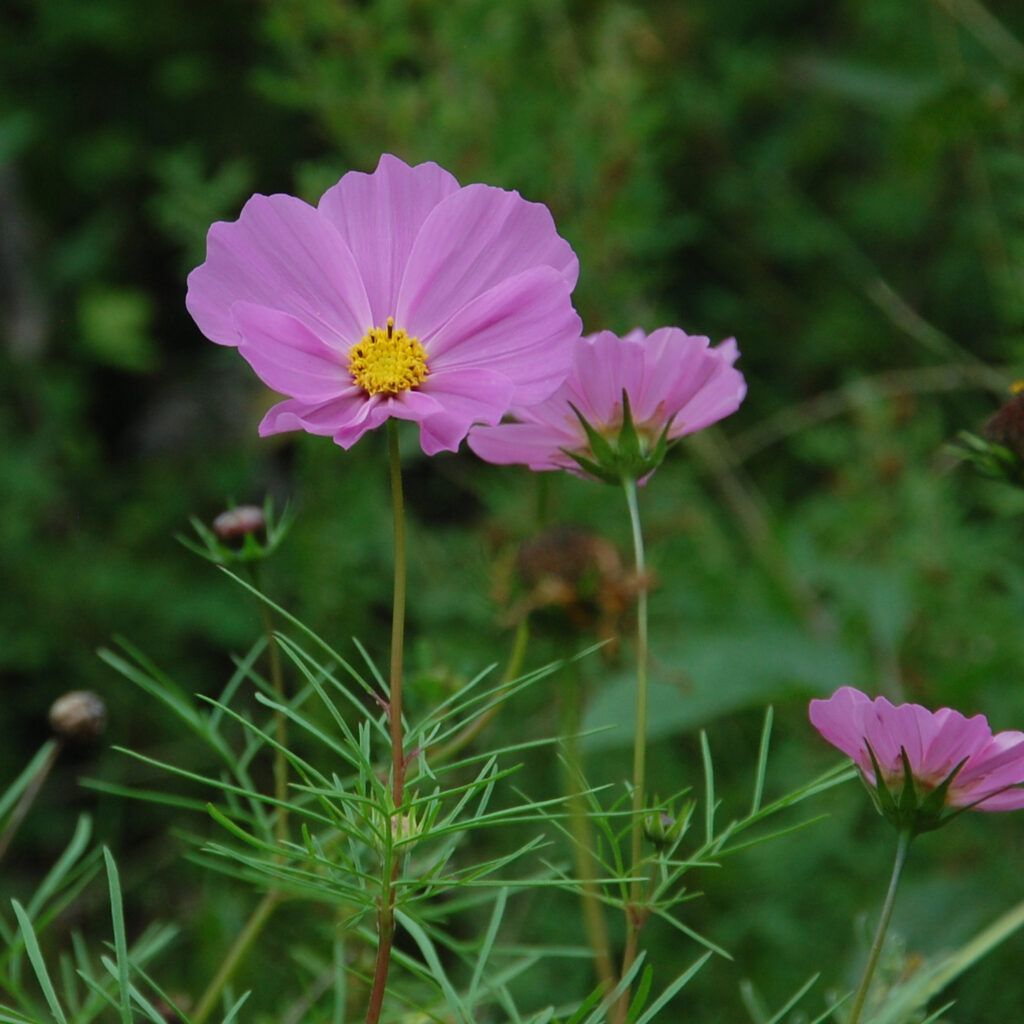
[364,420,409,1024]
[847,828,913,1024]
[364,862,397,1024]
[560,667,616,995]
[617,476,650,1018]
[192,889,282,1024]
[386,419,408,808]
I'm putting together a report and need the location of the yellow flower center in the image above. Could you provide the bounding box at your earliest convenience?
[348,318,428,396]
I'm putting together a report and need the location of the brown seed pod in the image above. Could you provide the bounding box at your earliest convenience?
[48,691,107,743]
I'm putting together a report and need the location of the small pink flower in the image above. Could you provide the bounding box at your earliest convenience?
[186,154,582,455]
[809,686,1024,822]
[467,328,746,483]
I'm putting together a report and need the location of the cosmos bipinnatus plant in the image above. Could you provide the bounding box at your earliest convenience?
[6,154,1024,1024]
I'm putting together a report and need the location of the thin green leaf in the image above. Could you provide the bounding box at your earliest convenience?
[26,815,92,920]
[11,899,68,1024]
[103,849,132,1024]
[0,742,59,823]
[467,888,507,1010]
[750,707,774,816]
[701,731,715,845]
[394,910,471,1023]
[632,952,712,1023]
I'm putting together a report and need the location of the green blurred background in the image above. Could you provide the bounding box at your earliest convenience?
[4,0,1024,1019]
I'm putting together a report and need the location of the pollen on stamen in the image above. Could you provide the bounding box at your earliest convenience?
[348,317,429,396]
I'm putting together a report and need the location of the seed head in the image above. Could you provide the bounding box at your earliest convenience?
[49,691,107,743]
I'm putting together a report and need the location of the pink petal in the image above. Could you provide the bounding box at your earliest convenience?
[860,697,910,773]
[571,332,647,424]
[258,389,369,437]
[955,732,1024,788]
[971,787,1024,811]
[808,687,875,773]
[922,709,990,776]
[663,338,747,439]
[233,304,348,402]
[413,368,517,454]
[396,184,579,341]
[317,154,461,326]
[467,420,580,472]
[328,391,445,449]
[186,193,372,347]
[423,267,580,405]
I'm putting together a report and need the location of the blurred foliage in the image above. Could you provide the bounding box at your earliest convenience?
[4,0,1024,1019]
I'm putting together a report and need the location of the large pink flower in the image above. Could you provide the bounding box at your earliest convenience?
[809,686,1024,815]
[467,328,746,482]
[186,154,582,455]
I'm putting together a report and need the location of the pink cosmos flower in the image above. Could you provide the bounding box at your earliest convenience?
[186,154,582,455]
[466,328,746,482]
[809,686,1024,816]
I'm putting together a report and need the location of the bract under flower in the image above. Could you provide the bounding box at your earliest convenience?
[186,154,582,455]
[467,328,746,483]
[809,686,1024,831]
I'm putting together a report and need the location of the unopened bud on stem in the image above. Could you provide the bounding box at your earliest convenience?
[48,691,107,743]
[212,505,267,542]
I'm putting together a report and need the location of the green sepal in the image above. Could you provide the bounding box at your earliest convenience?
[863,741,972,835]
[897,747,919,818]
[564,392,677,485]
[865,742,899,820]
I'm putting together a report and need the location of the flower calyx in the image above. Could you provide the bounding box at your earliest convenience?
[863,742,969,835]
[564,390,674,485]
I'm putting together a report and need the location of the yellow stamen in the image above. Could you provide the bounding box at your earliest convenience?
[348,318,428,396]
[1011,379,1024,395]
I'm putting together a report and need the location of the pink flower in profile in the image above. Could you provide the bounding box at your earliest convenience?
[186,154,581,455]
[810,686,1024,829]
[467,328,746,483]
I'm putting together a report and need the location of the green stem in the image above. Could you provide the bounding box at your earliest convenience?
[0,740,61,864]
[192,889,282,1024]
[364,863,397,1024]
[617,476,650,1017]
[386,419,408,809]
[847,828,913,1024]
[363,421,409,1024]
[560,667,616,995]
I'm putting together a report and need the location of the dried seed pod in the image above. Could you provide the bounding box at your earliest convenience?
[48,691,107,743]
[511,526,653,658]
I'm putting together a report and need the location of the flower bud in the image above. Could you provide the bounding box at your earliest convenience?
[48,691,106,743]
[180,498,293,566]
[643,798,694,849]
[212,505,266,541]
[369,806,423,852]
